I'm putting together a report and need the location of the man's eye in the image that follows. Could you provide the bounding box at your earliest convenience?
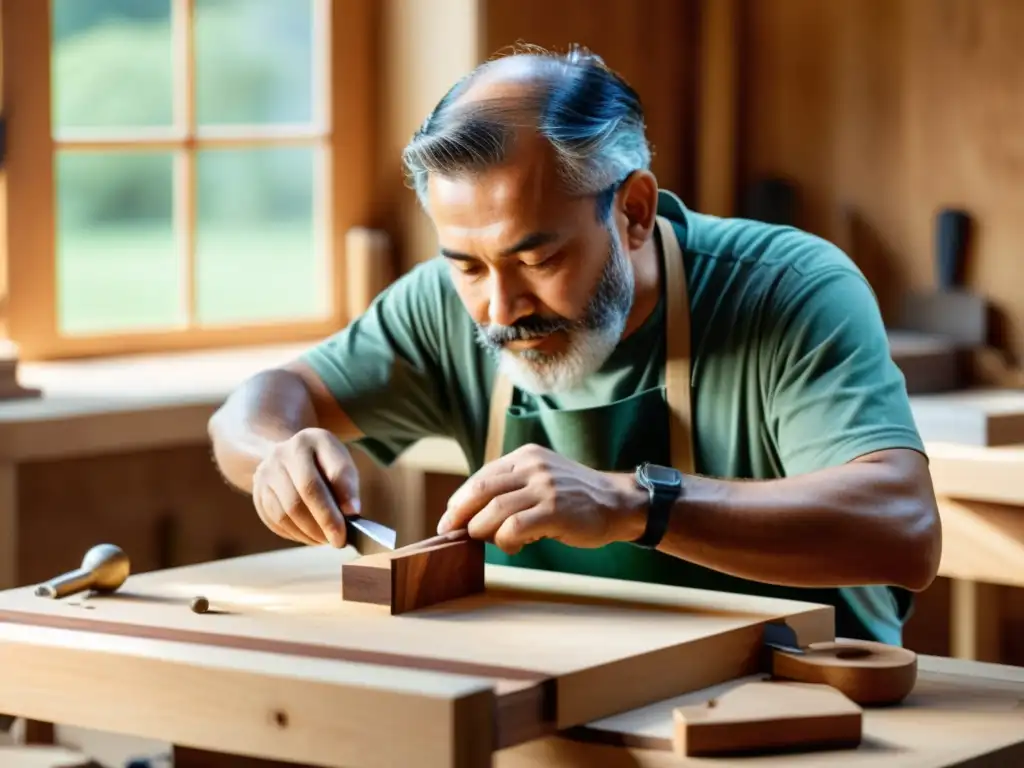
[525,251,563,270]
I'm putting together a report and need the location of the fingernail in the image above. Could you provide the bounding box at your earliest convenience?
[436,513,450,534]
[343,499,361,517]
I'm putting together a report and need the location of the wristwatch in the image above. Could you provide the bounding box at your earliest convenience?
[632,462,684,548]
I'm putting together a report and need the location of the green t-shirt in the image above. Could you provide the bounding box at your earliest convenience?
[303,190,926,643]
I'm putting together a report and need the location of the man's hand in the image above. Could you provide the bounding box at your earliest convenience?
[437,444,646,554]
[252,428,361,548]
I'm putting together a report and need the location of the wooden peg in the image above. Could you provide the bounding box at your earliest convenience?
[341,529,485,614]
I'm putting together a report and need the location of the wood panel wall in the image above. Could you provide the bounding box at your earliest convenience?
[739,0,1024,363]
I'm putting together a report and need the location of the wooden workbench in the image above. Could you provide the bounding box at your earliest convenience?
[0,546,1021,768]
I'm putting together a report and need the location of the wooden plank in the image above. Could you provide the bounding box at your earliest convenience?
[0,546,834,741]
[927,442,1024,506]
[910,389,1024,446]
[671,681,862,757]
[937,497,1024,588]
[0,623,495,768]
[492,657,1024,767]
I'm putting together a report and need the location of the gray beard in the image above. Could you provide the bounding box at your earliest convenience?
[474,230,635,394]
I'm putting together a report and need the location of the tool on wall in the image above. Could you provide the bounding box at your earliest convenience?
[899,208,988,350]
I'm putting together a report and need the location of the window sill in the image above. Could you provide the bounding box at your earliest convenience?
[0,343,308,462]
[0,342,472,472]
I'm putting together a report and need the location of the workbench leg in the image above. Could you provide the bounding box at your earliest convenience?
[950,579,1002,662]
[0,461,42,746]
[0,461,18,589]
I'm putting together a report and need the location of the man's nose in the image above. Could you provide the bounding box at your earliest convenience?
[488,271,530,327]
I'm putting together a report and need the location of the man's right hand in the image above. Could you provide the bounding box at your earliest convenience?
[251,428,360,548]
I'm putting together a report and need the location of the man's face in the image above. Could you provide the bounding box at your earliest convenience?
[426,137,635,394]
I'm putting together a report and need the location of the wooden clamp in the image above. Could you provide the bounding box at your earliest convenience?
[673,623,918,757]
[341,529,485,615]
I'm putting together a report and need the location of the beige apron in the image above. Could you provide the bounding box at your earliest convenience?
[484,216,695,472]
[476,203,907,645]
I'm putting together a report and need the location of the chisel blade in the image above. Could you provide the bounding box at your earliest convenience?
[344,516,398,555]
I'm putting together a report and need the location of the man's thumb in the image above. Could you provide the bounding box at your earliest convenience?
[341,495,361,517]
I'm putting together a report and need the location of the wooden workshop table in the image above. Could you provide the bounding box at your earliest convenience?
[921,440,1024,662]
[0,545,1022,767]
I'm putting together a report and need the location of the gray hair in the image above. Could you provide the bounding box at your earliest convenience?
[402,45,652,214]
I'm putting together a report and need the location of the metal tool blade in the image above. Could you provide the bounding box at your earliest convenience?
[344,516,398,555]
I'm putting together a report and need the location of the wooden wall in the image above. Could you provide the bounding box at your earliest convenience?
[739,0,1024,363]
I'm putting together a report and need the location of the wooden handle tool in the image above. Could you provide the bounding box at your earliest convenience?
[34,543,130,599]
[770,638,917,706]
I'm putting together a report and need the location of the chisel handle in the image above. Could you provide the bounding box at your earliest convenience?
[34,567,94,599]
[936,208,971,291]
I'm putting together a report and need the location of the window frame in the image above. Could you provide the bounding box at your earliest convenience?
[0,0,375,361]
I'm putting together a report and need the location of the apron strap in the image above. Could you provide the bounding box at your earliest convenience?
[483,215,695,472]
[484,369,514,464]
[656,215,696,474]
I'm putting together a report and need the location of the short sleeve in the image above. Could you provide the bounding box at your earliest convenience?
[764,264,925,477]
[300,259,453,465]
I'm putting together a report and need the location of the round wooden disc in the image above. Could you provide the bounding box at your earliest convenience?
[771,639,917,705]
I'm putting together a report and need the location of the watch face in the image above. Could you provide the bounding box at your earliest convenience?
[645,464,682,487]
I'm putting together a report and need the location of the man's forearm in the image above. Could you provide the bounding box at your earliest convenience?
[208,369,321,493]
[621,450,941,592]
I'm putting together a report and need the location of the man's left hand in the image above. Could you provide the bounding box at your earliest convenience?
[436,444,647,555]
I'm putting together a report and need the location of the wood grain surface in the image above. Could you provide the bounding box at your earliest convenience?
[498,659,1024,767]
[0,545,834,747]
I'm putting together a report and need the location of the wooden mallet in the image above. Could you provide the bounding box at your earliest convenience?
[34,543,130,599]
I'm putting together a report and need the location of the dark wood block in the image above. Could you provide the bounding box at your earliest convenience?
[341,530,485,614]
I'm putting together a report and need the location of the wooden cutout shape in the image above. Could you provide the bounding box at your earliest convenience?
[341,529,485,614]
[771,639,918,706]
[672,680,862,757]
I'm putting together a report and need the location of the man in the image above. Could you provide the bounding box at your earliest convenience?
[208,46,941,646]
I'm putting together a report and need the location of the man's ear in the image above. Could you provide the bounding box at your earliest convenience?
[617,170,659,249]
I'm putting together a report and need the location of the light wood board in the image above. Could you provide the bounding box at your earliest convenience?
[0,546,834,765]
[496,657,1024,767]
[910,388,1024,447]
[927,441,1024,506]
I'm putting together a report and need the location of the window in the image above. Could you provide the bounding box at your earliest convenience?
[1,0,374,360]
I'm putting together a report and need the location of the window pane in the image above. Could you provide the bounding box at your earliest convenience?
[195,146,327,325]
[56,151,184,334]
[195,0,316,126]
[51,0,174,131]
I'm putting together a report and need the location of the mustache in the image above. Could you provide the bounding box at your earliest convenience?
[477,315,573,346]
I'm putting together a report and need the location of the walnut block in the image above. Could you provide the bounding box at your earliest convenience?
[341,529,485,614]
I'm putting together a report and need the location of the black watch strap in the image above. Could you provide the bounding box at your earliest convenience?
[633,462,683,549]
